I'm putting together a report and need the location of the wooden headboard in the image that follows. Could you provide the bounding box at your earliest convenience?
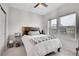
[22,27,40,36]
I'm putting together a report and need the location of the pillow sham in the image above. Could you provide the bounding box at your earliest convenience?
[28,31,40,35]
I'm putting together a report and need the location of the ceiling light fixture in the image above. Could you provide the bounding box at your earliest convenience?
[34,3,48,8]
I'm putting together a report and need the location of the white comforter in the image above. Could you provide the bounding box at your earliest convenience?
[22,35,62,56]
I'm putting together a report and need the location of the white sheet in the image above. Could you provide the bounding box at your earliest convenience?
[22,35,62,56]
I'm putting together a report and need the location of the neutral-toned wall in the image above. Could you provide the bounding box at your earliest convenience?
[8,7,43,35]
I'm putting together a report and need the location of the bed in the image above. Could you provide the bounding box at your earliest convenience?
[21,27,62,56]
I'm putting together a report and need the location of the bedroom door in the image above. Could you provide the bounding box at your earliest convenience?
[0,5,6,55]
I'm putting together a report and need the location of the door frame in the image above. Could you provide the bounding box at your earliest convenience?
[0,4,7,55]
[0,4,7,40]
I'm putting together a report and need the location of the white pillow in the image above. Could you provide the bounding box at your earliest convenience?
[28,31,40,35]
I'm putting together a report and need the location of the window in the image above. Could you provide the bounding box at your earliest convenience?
[59,13,76,40]
[48,19,57,36]
[48,13,76,40]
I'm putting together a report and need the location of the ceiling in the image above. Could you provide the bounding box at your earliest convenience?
[7,3,64,15]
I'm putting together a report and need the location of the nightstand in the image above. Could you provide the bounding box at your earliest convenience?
[7,40,14,48]
[13,40,23,47]
[7,39,23,48]
[14,36,23,47]
[7,33,23,48]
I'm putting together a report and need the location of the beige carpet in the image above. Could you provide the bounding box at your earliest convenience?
[2,46,76,56]
[2,46,27,56]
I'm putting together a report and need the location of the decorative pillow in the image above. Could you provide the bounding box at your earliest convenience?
[28,31,40,35]
[30,39,37,45]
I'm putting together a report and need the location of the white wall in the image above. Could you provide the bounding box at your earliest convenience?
[8,7,43,34]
